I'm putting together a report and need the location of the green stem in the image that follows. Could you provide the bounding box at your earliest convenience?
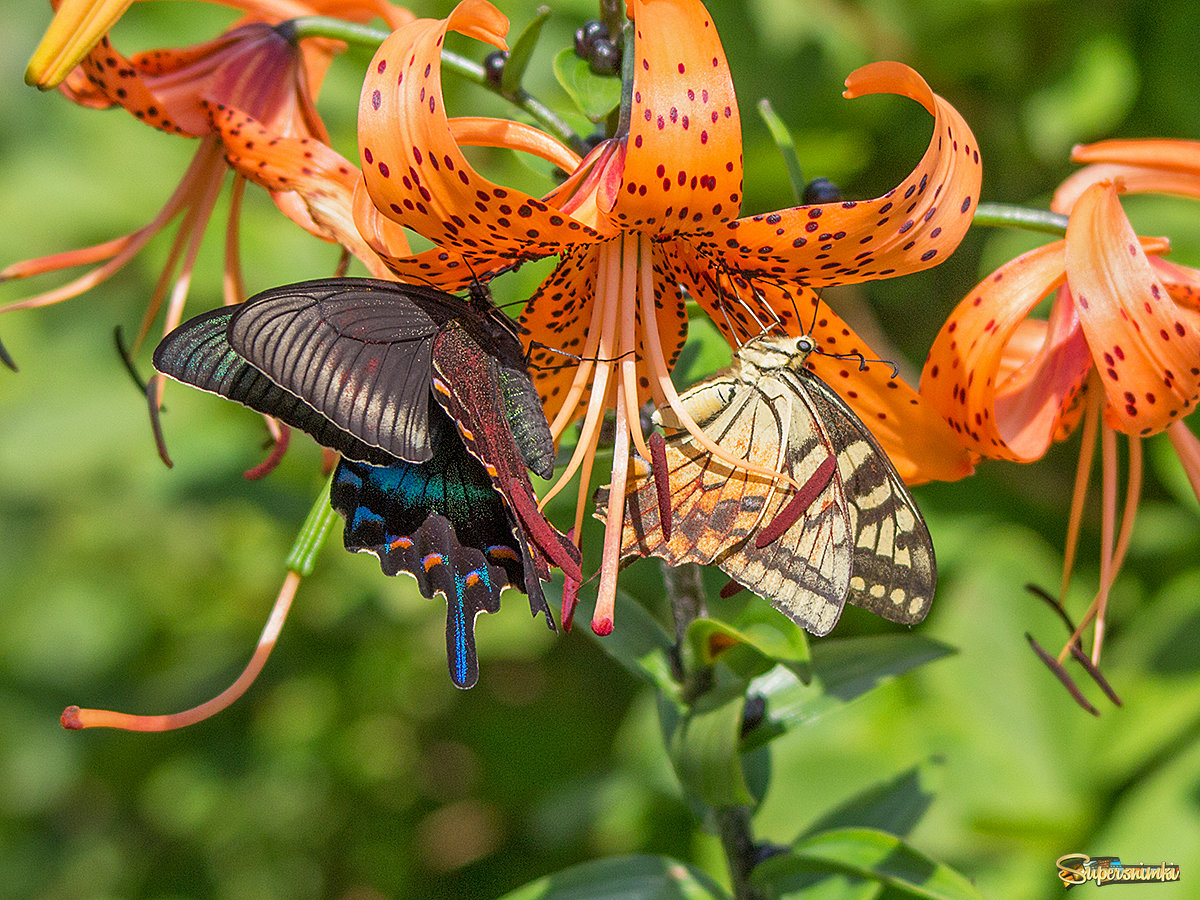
[284,474,338,576]
[287,16,585,154]
[717,806,762,900]
[663,561,709,691]
[973,201,1069,236]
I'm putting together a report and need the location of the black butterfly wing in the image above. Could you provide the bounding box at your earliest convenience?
[331,420,527,689]
[430,322,580,627]
[227,278,463,464]
[791,367,936,625]
[153,305,397,466]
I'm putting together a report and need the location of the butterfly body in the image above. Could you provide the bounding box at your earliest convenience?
[602,333,935,636]
[155,278,579,688]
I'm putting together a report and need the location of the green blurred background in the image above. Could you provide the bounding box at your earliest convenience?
[3,0,1200,897]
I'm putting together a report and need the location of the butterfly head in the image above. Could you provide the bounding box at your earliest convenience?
[737,333,819,372]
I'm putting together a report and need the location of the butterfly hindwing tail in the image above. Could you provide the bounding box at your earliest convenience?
[331,459,513,689]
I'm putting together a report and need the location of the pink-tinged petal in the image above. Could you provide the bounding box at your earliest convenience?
[358,1,599,262]
[1072,138,1200,175]
[698,61,981,287]
[1066,182,1200,434]
[922,242,1072,461]
[603,0,742,235]
[993,291,1093,457]
[208,103,406,277]
[75,24,327,140]
[1053,163,1200,213]
[1150,256,1200,314]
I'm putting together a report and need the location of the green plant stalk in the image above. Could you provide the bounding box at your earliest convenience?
[717,806,762,900]
[285,474,338,576]
[287,16,583,152]
[757,98,805,205]
[973,201,1069,236]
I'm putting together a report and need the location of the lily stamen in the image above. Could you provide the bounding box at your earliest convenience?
[62,570,301,732]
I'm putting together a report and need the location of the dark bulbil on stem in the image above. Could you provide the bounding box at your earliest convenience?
[574,19,622,76]
[802,177,842,204]
[483,49,508,87]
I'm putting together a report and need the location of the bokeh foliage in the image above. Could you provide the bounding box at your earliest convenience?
[3,1,1200,897]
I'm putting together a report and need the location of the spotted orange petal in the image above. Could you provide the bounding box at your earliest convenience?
[521,246,603,423]
[663,243,972,481]
[697,61,980,287]
[358,0,600,267]
[1066,181,1200,434]
[921,242,1074,461]
[207,102,406,277]
[750,282,974,483]
[603,0,742,236]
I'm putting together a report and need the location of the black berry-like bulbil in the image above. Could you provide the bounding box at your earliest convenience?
[802,177,842,204]
[574,19,609,58]
[590,39,620,75]
[483,49,508,87]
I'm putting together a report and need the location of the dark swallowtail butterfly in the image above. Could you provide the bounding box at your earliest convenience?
[153,277,580,688]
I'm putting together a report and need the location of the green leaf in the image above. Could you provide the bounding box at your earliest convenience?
[668,686,754,809]
[797,767,933,843]
[500,7,551,96]
[753,828,984,900]
[498,854,729,900]
[580,592,678,694]
[686,605,810,681]
[742,635,955,749]
[553,47,622,123]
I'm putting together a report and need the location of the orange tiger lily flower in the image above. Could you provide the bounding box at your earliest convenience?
[921,178,1200,671]
[26,0,412,88]
[4,1,412,356]
[356,0,980,634]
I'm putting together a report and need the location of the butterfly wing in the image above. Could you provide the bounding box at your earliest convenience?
[604,365,854,636]
[153,305,396,466]
[227,278,466,463]
[331,423,526,689]
[790,367,936,625]
[431,322,581,626]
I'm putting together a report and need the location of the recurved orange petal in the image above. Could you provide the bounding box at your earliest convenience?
[358,0,599,268]
[1053,163,1200,213]
[208,103,405,277]
[1065,181,1200,435]
[1072,138,1200,174]
[603,0,742,236]
[921,242,1073,461]
[697,61,980,287]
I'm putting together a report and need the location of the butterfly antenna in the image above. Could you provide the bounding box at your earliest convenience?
[810,342,900,379]
[526,340,638,372]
